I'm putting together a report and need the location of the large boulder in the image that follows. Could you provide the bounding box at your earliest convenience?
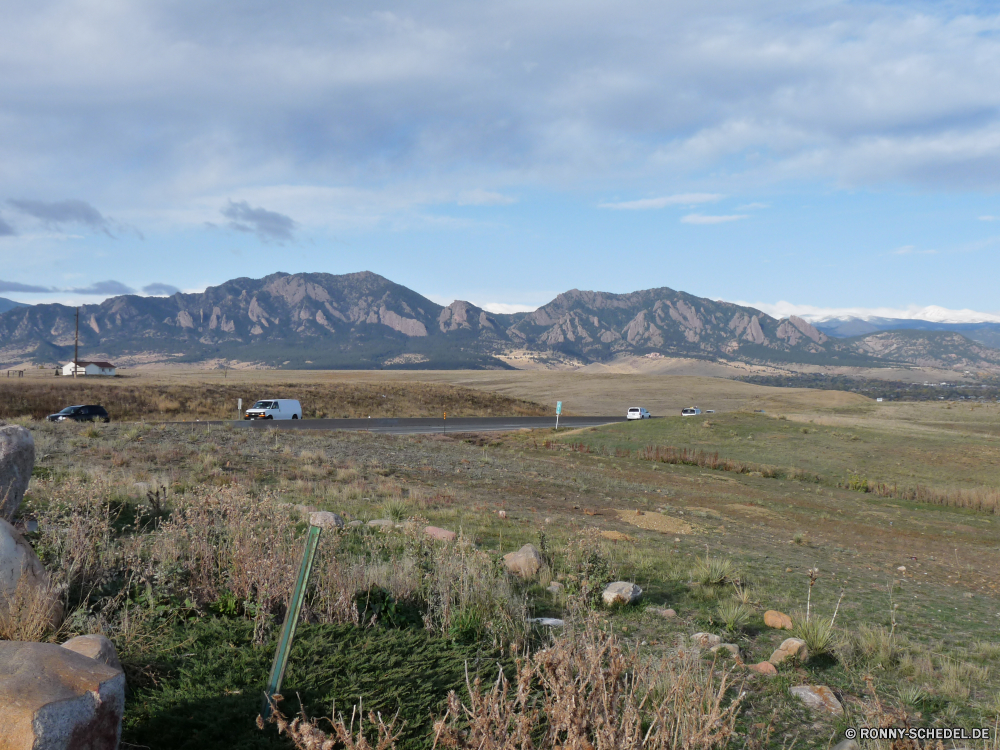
[0,640,126,749]
[308,511,344,531]
[424,526,456,542]
[503,544,542,578]
[61,635,123,674]
[0,424,34,521]
[602,581,642,606]
[0,518,61,627]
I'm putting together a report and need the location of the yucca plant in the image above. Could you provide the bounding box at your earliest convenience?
[692,555,734,586]
[381,498,410,523]
[794,616,835,655]
[714,601,752,633]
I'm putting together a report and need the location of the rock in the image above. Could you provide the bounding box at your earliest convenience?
[832,740,859,750]
[763,610,793,630]
[503,544,542,578]
[0,424,34,520]
[768,637,808,665]
[897,565,906,573]
[710,643,740,657]
[769,637,809,666]
[528,617,565,628]
[0,640,126,749]
[790,685,844,716]
[749,661,777,676]
[309,511,344,530]
[424,526,456,542]
[652,607,677,618]
[0,518,61,626]
[602,581,642,606]
[498,510,507,519]
[367,519,394,530]
[546,581,564,594]
[691,632,722,649]
[61,635,123,674]
[346,520,364,528]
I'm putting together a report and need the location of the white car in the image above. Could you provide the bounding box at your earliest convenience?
[627,407,651,420]
[681,407,702,417]
[244,399,302,420]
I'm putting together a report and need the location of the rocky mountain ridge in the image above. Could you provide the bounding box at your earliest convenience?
[0,271,996,371]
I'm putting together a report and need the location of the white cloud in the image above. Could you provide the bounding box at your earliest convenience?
[681,213,748,224]
[732,300,1000,325]
[980,215,997,221]
[477,301,538,314]
[892,245,937,255]
[457,189,518,206]
[598,193,723,210]
[737,202,769,210]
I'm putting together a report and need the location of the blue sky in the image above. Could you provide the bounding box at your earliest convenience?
[2,1,1000,319]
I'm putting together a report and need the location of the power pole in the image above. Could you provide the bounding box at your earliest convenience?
[74,307,79,378]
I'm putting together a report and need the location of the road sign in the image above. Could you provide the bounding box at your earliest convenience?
[556,401,562,415]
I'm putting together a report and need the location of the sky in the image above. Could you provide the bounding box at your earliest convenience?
[2,1,1000,320]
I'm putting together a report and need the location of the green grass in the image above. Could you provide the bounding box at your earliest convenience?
[123,618,500,750]
[558,411,1000,494]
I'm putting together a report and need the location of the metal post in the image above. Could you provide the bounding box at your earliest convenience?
[262,523,322,718]
[443,411,446,435]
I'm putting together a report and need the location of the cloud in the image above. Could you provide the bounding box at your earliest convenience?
[0,280,51,293]
[221,200,296,243]
[8,199,114,235]
[457,189,517,206]
[737,300,1000,325]
[599,193,723,210]
[681,213,748,225]
[142,282,180,296]
[893,245,937,255]
[0,213,15,237]
[736,202,769,211]
[65,280,136,295]
[477,302,538,314]
[980,216,997,221]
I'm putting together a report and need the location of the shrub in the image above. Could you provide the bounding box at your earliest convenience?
[692,555,734,586]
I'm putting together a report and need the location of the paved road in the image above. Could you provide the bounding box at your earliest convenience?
[198,415,636,434]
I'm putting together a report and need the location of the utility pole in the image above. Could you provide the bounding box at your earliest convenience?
[74,307,79,378]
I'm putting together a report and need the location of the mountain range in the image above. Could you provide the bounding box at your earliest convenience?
[1,271,999,371]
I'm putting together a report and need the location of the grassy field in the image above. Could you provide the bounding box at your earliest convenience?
[6,373,1000,748]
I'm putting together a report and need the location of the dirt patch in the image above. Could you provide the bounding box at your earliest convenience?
[614,509,696,535]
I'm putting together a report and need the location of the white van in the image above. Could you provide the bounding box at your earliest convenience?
[244,399,302,420]
[627,407,651,420]
[681,407,701,417]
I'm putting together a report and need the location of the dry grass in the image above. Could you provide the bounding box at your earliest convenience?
[260,611,745,750]
[0,379,549,421]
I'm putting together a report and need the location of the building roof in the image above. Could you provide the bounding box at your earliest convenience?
[66,360,116,368]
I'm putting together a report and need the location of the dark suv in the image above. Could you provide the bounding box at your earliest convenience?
[46,405,111,423]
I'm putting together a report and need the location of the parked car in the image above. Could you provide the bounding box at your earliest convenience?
[627,406,651,420]
[46,404,110,423]
[681,407,701,416]
[244,399,302,420]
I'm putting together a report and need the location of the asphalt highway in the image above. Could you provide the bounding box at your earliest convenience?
[197,415,637,434]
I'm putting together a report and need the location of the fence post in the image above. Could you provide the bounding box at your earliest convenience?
[261,523,322,718]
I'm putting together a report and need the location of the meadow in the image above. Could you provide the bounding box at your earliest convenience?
[5,372,1000,748]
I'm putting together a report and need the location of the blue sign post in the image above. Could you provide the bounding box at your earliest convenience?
[556,401,562,430]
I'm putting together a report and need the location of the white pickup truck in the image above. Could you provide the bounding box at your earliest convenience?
[244,399,302,420]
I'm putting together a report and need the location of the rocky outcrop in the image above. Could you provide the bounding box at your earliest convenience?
[763,610,793,630]
[0,640,126,749]
[790,685,843,716]
[769,637,809,666]
[0,424,34,520]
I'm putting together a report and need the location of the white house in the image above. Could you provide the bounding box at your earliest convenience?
[61,360,116,377]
